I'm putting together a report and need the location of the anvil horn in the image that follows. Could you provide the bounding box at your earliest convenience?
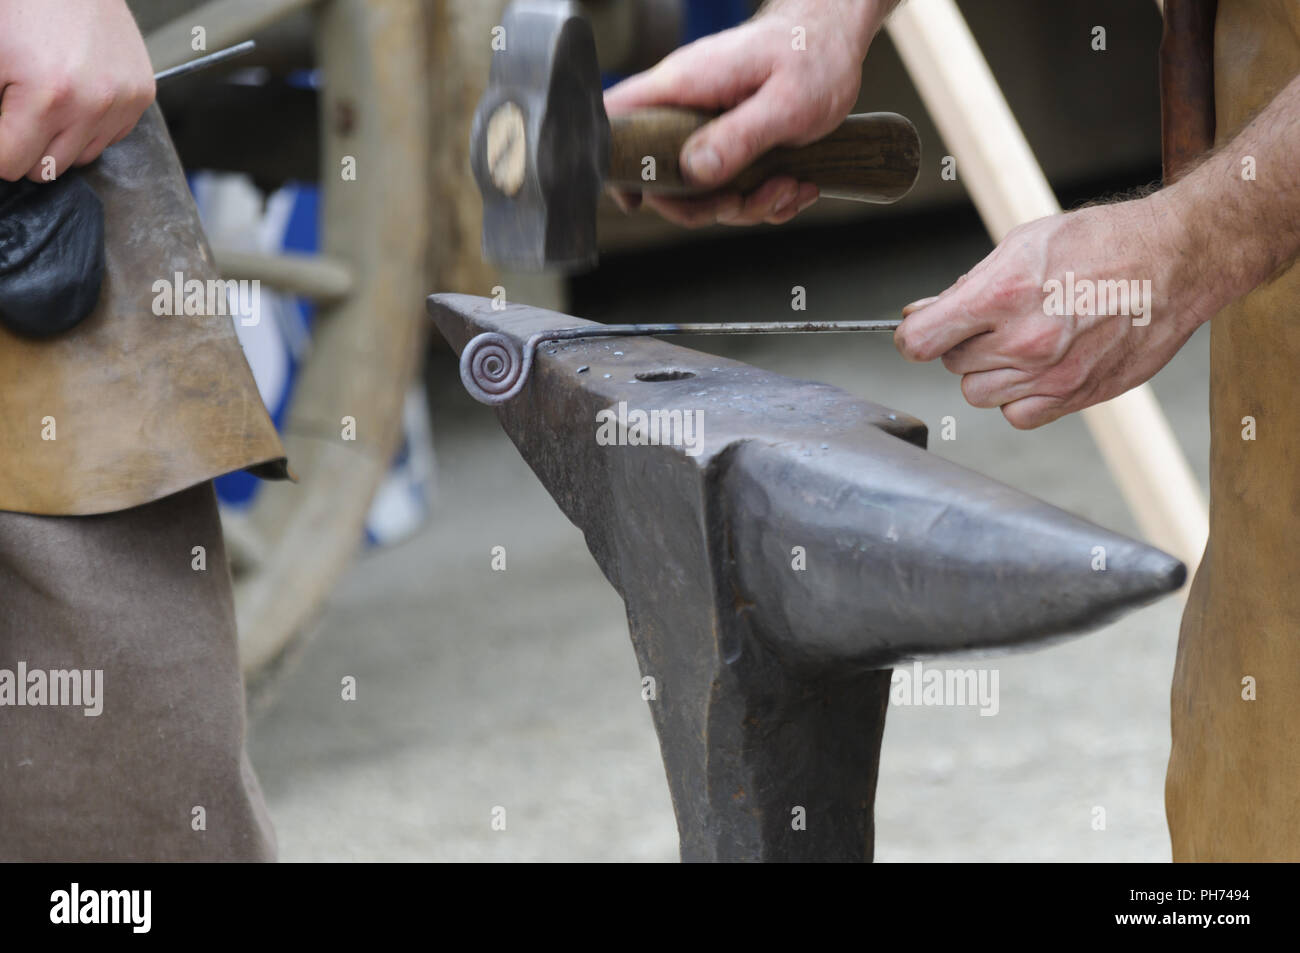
[428,293,1186,861]
[719,438,1184,667]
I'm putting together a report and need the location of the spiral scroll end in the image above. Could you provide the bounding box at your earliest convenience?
[459,332,531,406]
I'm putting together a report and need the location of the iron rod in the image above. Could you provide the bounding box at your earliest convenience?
[460,320,903,405]
[154,40,257,83]
[538,320,902,340]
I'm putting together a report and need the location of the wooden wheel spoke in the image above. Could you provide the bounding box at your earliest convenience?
[219,508,269,576]
[228,0,435,678]
[213,248,354,305]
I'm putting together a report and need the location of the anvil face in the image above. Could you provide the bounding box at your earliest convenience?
[428,292,1185,862]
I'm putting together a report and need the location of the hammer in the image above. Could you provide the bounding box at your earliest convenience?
[472,0,921,272]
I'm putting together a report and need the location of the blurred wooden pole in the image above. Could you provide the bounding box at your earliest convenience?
[886,0,1208,575]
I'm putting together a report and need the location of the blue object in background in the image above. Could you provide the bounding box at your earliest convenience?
[192,170,435,548]
[601,0,751,88]
[191,175,316,508]
[683,0,752,41]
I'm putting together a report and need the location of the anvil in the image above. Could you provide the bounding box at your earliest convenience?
[428,293,1186,862]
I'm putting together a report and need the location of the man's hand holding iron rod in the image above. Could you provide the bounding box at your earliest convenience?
[894,72,1300,428]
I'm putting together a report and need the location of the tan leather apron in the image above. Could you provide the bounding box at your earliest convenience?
[0,106,287,516]
[1166,0,1300,860]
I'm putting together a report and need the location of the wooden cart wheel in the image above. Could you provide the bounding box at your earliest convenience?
[143,0,437,677]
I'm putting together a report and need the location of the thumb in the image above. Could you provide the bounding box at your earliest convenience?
[679,82,798,188]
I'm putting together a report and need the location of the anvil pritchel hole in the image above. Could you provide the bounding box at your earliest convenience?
[635,369,696,382]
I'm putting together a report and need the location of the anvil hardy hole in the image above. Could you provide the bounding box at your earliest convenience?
[635,369,696,382]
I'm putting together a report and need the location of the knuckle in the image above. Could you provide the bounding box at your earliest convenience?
[1002,222,1029,244]
[85,86,118,118]
[0,156,26,182]
[1003,405,1038,430]
[43,77,76,112]
[1058,363,1094,400]
[778,97,819,139]
[730,123,766,166]
[1056,366,1084,396]
[1018,323,1067,365]
[960,375,993,408]
[894,329,928,363]
[133,78,157,108]
[809,90,846,134]
[985,273,1028,309]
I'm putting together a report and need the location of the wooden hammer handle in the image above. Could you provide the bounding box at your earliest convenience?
[607,108,920,203]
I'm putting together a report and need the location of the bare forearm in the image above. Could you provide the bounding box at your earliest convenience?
[762,0,902,58]
[1157,73,1300,324]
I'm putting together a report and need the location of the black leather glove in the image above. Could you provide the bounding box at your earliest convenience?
[0,175,106,339]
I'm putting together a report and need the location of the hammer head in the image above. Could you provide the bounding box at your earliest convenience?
[471,1,610,273]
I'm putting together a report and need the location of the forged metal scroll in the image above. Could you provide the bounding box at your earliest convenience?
[460,331,533,405]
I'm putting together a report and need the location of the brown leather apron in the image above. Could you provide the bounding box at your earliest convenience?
[0,106,287,516]
[1166,0,1300,860]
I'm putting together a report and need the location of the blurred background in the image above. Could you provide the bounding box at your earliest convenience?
[134,0,1199,860]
